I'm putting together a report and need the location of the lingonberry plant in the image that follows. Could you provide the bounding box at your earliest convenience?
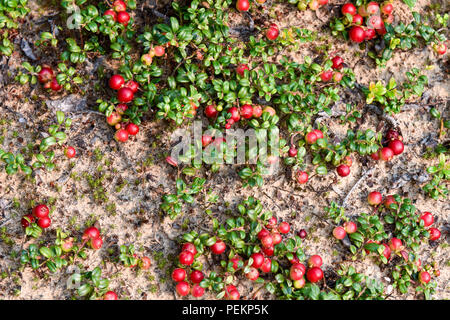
[422,154,449,200]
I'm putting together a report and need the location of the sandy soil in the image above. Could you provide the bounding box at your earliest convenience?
[0,0,448,300]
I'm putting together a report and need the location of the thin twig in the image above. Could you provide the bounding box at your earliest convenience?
[341,167,375,208]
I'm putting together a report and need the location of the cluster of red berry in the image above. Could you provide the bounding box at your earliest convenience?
[103,0,131,26]
[107,74,140,143]
[37,65,62,92]
[320,55,345,83]
[21,204,51,229]
[367,191,441,242]
[82,226,104,250]
[290,254,325,288]
[172,243,206,298]
[370,129,404,161]
[342,2,391,43]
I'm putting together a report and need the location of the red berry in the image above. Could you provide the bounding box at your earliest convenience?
[190,270,204,284]
[343,221,357,234]
[288,146,298,157]
[298,229,307,239]
[211,240,226,254]
[309,0,319,10]
[103,9,117,21]
[434,43,447,55]
[366,2,380,15]
[21,214,34,228]
[106,112,122,126]
[388,237,403,252]
[251,252,264,268]
[333,226,346,240]
[182,243,198,257]
[176,281,190,296]
[314,129,324,138]
[172,268,187,282]
[278,222,290,234]
[266,27,279,41]
[290,263,306,280]
[117,11,130,26]
[376,24,387,35]
[349,26,366,43]
[141,256,151,270]
[116,104,128,115]
[117,87,134,103]
[83,226,100,240]
[252,105,263,118]
[364,28,376,40]
[263,106,276,117]
[336,164,350,177]
[91,236,103,249]
[230,257,240,270]
[240,104,253,119]
[50,78,62,91]
[306,267,323,283]
[418,271,431,284]
[191,284,205,298]
[308,255,323,268]
[320,70,333,82]
[381,3,393,15]
[429,228,441,241]
[380,147,394,161]
[38,67,54,84]
[293,277,306,289]
[383,195,397,208]
[236,64,250,76]
[271,232,282,245]
[205,105,218,118]
[245,267,259,281]
[104,291,118,300]
[179,250,194,266]
[125,123,139,136]
[201,135,213,147]
[33,204,49,219]
[388,139,404,155]
[384,13,394,24]
[124,80,139,93]
[305,131,318,144]
[318,0,328,5]
[368,191,382,205]
[227,289,240,300]
[341,3,357,16]
[344,156,353,167]
[262,246,274,256]
[115,129,129,142]
[296,171,309,184]
[113,0,126,11]
[266,217,277,229]
[154,46,165,57]
[368,15,383,29]
[261,235,274,248]
[352,14,363,25]
[333,72,343,82]
[109,74,124,90]
[65,146,76,158]
[386,129,400,141]
[228,107,240,122]
[261,258,272,273]
[38,217,52,229]
[370,150,380,160]
[419,212,434,227]
[257,228,270,240]
[236,0,250,12]
[331,56,344,70]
